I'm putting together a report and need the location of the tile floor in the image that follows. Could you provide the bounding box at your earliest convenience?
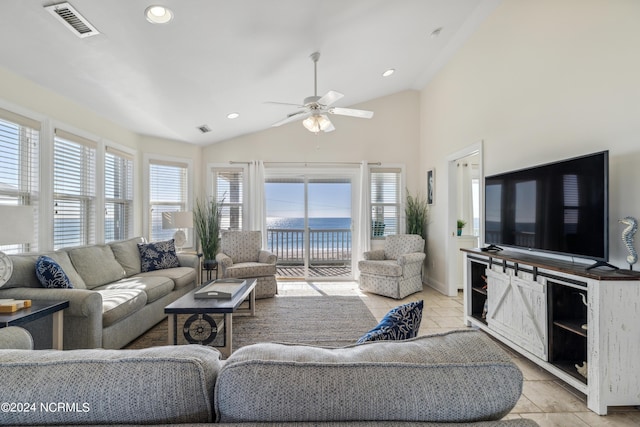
[276,281,640,427]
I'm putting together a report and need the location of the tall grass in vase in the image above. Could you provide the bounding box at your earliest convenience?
[406,189,429,243]
[193,197,222,267]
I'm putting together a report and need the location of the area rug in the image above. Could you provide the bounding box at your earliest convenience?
[125,295,378,351]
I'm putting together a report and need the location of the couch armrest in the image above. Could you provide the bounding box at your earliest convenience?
[397,252,426,266]
[363,249,385,261]
[258,250,277,264]
[216,253,233,275]
[0,326,33,350]
[0,288,103,349]
[177,253,199,269]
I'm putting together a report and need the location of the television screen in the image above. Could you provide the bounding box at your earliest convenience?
[485,151,609,262]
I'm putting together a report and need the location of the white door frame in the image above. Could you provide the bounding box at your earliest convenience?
[446,141,484,296]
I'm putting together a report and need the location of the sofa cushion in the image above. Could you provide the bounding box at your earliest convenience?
[4,252,87,289]
[97,289,147,327]
[357,300,423,343]
[94,276,174,304]
[215,330,523,423]
[0,345,222,425]
[68,245,125,289]
[138,240,180,272]
[224,262,277,279]
[35,256,73,289]
[358,259,402,277]
[135,267,197,289]
[109,237,145,277]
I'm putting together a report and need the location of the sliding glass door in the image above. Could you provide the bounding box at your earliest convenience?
[265,171,353,280]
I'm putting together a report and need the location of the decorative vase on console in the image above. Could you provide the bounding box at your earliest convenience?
[456,219,466,236]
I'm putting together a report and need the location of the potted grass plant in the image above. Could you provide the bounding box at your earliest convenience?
[406,189,429,244]
[193,197,222,269]
[457,219,467,236]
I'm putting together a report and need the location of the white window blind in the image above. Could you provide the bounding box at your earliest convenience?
[53,129,97,250]
[105,147,134,242]
[0,108,40,253]
[149,160,188,241]
[214,168,244,231]
[370,167,401,238]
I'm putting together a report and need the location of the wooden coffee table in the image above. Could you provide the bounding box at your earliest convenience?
[164,278,256,357]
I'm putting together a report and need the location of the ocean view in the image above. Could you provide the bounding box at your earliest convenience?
[267,217,351,230]
[266,217,352,262]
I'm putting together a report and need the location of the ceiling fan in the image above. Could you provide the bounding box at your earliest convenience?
[270,52,374,133]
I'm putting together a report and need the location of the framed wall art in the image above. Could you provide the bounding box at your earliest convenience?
[427,168,435,205]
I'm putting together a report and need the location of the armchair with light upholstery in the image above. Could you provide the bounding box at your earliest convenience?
[358,234,426,299]
[216,230,278,299]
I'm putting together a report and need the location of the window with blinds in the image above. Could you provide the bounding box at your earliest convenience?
[53,129,97,250]
[105,147,134,242]
[149,160,188,241]
[0,108,40,253]
[370,167,401,238]
[214,168,244,231]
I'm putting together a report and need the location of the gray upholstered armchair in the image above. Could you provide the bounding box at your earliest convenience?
[358,234,426,299]
[216,230,278,299]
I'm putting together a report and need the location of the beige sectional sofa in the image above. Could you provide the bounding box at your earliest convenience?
[0,237,198,349]
[0,327,538,426]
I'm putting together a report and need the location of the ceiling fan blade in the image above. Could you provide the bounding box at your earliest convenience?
[317,90,344,107]
[271,111,310,127]
[328,107,374,119]
[265,101,305,108]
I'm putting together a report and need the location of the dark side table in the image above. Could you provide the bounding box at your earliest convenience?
[0,300,69,349]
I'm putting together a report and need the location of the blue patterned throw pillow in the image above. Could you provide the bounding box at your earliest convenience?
[138,239,180,272]
[35,256,73,289]
[356,300,423,344]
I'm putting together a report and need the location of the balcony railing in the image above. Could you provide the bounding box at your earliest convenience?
[266,228,352,265]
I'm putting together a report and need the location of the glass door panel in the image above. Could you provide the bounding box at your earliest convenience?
[265,173,353,280]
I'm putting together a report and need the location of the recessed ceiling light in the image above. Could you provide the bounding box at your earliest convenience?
[227,112,240,119]
[430,27,443,38]
[145,5,173,24]
[382,69,395,77]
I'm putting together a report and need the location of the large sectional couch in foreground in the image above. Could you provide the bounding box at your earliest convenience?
[0,237,199,349]
[0,327,538,426]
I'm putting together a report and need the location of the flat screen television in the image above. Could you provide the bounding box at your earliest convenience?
[484,151,609,268]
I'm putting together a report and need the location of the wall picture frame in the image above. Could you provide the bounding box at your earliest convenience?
[427,168,435,205]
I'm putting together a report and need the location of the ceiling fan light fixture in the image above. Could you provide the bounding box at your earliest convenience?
[303,114,331,133]
[145,5,173,24]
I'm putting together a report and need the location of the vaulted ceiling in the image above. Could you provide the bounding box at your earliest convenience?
[0,0,499,145]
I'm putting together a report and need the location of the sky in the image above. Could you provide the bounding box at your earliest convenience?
[265,182,351,218]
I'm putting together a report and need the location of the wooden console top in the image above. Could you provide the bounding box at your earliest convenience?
[462,248,640,281]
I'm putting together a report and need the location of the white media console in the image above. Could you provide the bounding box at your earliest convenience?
[462,248,640,415]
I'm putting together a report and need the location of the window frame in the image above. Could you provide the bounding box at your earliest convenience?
[369,165,404,239]
[208,163,248,232]
[0,107,41,253]
[104,145,135,242]
[52,128,98,250]
[144,154,194,245]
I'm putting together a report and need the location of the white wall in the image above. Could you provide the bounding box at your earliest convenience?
[202,90,421,193]
[0,65,203,240]
[420,0,640,291]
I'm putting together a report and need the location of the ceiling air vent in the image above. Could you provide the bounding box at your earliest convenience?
[45,2,100,38]
[197,125,212,133]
